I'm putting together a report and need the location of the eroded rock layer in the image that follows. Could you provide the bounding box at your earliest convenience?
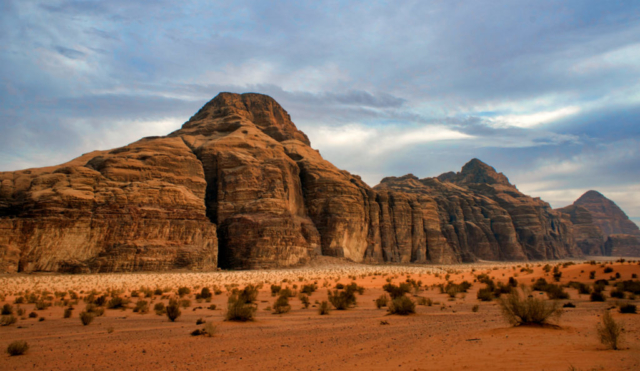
[3,92,624,272]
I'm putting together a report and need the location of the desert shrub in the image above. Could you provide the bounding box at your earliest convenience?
[597,311,623,350]
[191,329,203,336]
[603,267,613,274]
[619,304,636,314]
[546,284,570,300]
[273,295,291,314]
[154,288,163,296]
[300,284,317,295]
[416,297,429,306]
[133,300,149,314]
[196,287,212,300]
[85,304,105,316]
[6,340,28,356]
[388,296,415,315]
[563,302,576,308]
[543,264,551,273]
[63,307,73,318]
[508,277,518,287]
[196,318,205,325]
[28,312,37,318]
[477,288,494,301]
[299,294,310,309]
[335,283,345,290]
[16,308,24,316]
[154,302,165,315]
[610,288,625,299]
[106,296,127,309]
[472,304,479,312]
[494,282,512,296]
[14,297,25,304]
[619,280,640,294]
[328,283,363,310]
[1,315,17,326]
[532,278,549,291]
[180,299,191,308]
[166,300,182,322]
[499,288,561,326]
[1,304,13,315]
[203,321,217,337]
[590,292,606,302]
[279,287,294,298]
[553,271,562,282]
[270,285,282,296]
[318,301,331,315]
[207,304,217,310]
[375,295,389,308]
[225,294,256,322]
[35,300,50,310]
[178,287,191,297]
[79,311,94,325]
[589,271,596,279]
[383,283,412,299]
[239,285,259,303]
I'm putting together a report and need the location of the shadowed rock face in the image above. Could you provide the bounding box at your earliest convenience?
[0,92,593,272]
[556,190,640,257]
[573,190,640,238]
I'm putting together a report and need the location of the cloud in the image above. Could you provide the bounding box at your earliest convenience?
[488,106,581,128]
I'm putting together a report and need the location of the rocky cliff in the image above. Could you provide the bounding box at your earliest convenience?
[0,92,613,273]
[557,190,640,257]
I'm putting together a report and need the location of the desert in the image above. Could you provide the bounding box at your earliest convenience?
[2,258,639,370]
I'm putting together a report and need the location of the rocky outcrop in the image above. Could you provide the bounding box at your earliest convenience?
[0,92,597,272]
[604,234,640,257]
[556,204,605,255]
[433,160,580,260]
[0,137,218,273]
[573,190,640,238]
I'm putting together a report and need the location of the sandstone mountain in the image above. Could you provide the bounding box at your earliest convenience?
[558,190,640,257]
[0,92,635,273]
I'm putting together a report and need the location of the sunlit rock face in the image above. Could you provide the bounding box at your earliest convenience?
[1,93,596,273]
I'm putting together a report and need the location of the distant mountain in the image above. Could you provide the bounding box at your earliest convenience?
[559,190,640,257]
[2,92,636,273]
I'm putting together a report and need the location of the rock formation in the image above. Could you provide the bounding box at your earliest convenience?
[4,92,632,273]
[557,190,640,257]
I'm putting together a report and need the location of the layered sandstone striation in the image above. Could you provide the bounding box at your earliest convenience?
[5,92,632,273]
[604,234,640,257]
[573,190,640,238]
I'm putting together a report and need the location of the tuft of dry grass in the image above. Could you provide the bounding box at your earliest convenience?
[597,311,623,350]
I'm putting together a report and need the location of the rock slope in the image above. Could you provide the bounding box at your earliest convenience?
[3,92,630,273]
[558,190,640,257]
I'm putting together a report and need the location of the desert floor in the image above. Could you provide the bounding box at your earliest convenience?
[1,258,639,371]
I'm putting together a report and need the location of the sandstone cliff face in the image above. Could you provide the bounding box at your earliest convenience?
[556,205,605,255]
[604,234,640,257]
[573,190,640,238]
[0,92,593,272]
[0,137,217,273]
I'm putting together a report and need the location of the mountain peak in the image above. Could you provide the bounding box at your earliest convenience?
[573,190,640,238]
[438,158,511,186]
[179,92,311,145]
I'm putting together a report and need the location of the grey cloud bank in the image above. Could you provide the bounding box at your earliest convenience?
[1,0,640,224]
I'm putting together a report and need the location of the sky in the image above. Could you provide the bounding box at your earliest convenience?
[1,0,640,224]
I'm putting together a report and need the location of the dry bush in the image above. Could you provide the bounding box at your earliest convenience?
[1,315,17,326]
[273,295,291,314]
[1,304,13,315]
[166,300,182,322]
[203,321,217,337]
[133,300,149,314]
[619,304,636,314]
[383,283,412,299]
[79,311,94,326]
[63,307,73,318]
[318,301,331,315]
[225,295,256,322]
[597,311,623,350]
[6,340,28,356]
[154,302,165,315]
[388,296,415,315]
[376,295,389,308]
[498,288,561,326]
[472,304,479,312]
[299,294,310,309]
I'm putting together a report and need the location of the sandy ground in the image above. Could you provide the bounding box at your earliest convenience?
[1,259,639,371]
